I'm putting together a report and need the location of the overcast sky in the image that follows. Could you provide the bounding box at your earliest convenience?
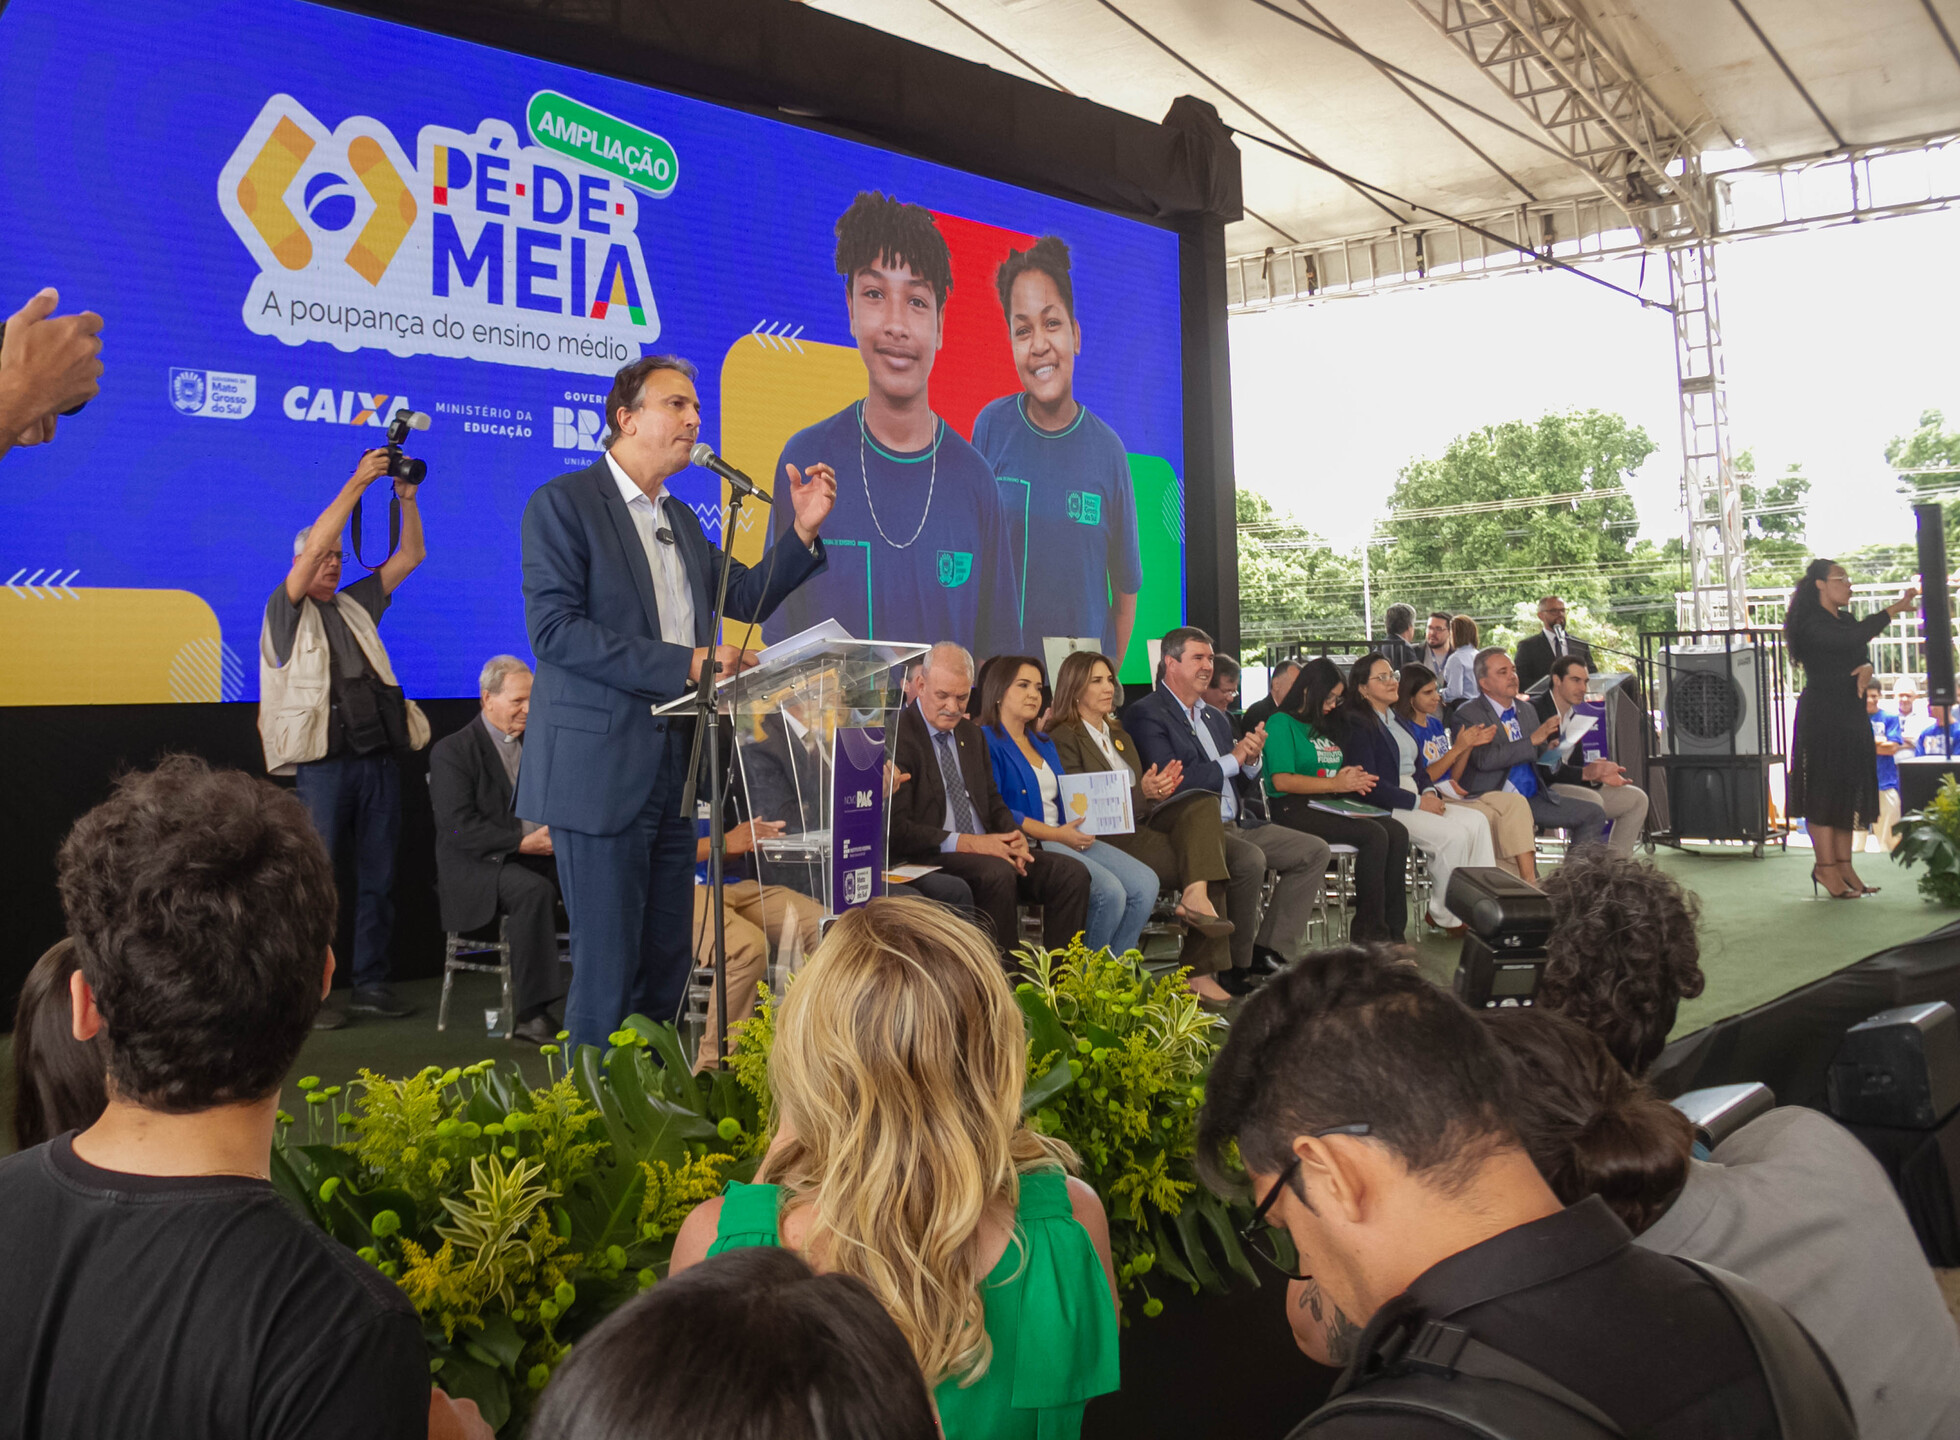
[1230,207,1960,563]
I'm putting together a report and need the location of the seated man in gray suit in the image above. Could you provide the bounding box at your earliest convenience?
[1453,647,1608,848]
[429,655,565,1045]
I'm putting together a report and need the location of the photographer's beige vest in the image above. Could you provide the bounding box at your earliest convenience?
[258,591,429,775]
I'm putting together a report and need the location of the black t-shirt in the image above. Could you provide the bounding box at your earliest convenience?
[264,573,394,757]
[0,1134,426,1440]
[1307,1197,1789,1439]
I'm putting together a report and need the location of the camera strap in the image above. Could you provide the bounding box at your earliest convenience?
[349,491,401,571]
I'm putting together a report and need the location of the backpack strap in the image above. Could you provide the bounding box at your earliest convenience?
[1675,1259,1855,1440]
[1292,1320,1626,1440]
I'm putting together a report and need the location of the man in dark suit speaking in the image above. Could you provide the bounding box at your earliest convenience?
[1513,594,1594,691]
[428,655,564,1044]
[519,355,833,1054]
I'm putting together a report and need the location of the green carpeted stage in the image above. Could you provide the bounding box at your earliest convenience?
[2,844,1951,1158]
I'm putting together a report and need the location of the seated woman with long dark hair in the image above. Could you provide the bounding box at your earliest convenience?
[670,897,1119,1439]
[1391,663,1537,879]
[1044,649,1236,991]
[1262,657,1410,942]
[978,655,1157,955]
[1341,653,1494,933]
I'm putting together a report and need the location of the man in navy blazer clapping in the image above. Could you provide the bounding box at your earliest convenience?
[519,356,834,1054]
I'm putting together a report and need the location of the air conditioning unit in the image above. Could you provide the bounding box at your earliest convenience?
[1657,644,1761,756]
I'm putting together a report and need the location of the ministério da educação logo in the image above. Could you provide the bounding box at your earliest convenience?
[217,91,675,375]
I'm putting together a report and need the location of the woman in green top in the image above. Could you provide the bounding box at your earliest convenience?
[1262,657,1411,942]
[670,896,1120,1439]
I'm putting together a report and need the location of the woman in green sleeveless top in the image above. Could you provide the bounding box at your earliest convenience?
[671,896,1120,1438]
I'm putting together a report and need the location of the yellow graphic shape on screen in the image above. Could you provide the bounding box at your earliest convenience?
[235,115,316,271]
[345,135,417,285]
[718,330,867,570]
[1,588,226,705]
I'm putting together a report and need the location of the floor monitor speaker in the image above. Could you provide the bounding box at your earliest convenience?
[1828,1000,1960,1130]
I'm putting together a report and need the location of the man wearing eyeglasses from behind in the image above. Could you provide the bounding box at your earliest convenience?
[259,447,428,1028]
[1195,945,1844,1439]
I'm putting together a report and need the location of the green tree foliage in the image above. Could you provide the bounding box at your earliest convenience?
[1884,409,1960,563]
[1235,488,1364,645]
[1375,411,1661,624]
[1733,449,1812,589]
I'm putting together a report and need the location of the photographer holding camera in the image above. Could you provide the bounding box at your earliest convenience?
[259,441,430,1027]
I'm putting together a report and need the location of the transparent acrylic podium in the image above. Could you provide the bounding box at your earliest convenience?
[721,632,929,926]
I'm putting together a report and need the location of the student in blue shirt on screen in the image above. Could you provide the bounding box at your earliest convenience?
[769,193,1020,655]
[972,236,1143,664]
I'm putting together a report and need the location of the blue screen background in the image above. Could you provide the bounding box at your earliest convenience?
[0,0,1183,702]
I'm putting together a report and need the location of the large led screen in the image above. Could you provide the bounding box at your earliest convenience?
[0,0,1186,705]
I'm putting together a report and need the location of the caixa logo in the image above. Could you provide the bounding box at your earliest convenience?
[218,94,666,375]
[282,385,412,426]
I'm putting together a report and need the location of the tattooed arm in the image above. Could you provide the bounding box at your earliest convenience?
[1289,1276,1363,1365]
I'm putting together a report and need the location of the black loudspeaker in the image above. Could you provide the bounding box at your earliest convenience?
[1916,502,1955,709]
[1827,1001,1960,1130]
[1665,762,1767,841]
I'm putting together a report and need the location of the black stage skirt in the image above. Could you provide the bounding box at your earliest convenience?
[1787,685,1878,830]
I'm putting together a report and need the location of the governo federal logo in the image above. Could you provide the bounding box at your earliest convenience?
[217,94,671,375]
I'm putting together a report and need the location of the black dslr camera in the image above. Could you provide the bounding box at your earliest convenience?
[350,410,431,566]
[1445,867,1556,1008]
[385,408,429,484]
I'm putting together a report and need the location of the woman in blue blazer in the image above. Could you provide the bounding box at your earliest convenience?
[980,656,1157,955]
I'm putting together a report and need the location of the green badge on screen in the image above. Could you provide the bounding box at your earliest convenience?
[1067,491,1102,524]
[527,90,678,197]
[936,551,973,587]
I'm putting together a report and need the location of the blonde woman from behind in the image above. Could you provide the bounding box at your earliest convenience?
[670,895,1120,1438]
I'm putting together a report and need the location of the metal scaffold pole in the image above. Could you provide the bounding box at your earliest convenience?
[1670,237,1747,629]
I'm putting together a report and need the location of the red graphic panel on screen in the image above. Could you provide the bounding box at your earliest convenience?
[929,210,1035,441]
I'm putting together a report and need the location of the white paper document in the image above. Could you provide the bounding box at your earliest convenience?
[1540,713,1596,766]
[1056,770,1135,836]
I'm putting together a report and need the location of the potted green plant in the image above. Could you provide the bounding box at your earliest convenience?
[1893,773,1960,905]
[271,943,1265,1434]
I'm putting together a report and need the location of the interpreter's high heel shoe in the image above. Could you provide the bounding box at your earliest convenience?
[1810,865,1863,900]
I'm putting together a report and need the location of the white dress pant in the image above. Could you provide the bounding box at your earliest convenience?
[1395,802,1496,925]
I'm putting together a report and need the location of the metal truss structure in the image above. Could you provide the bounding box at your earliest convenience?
[1230,127,1960,626]
[1401,0,1705,234]
[1226,131,1960,311]
[1669,241,1747,628]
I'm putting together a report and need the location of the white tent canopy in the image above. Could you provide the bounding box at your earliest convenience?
[808,0,1960,256]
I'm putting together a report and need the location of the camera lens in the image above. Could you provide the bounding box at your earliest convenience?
[392,455,427,485]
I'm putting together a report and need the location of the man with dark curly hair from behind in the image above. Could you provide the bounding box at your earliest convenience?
[1537,847,1705,1076]
[0,756,488,1440]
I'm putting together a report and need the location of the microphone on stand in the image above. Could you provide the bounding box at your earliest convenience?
[691,442,772,502]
